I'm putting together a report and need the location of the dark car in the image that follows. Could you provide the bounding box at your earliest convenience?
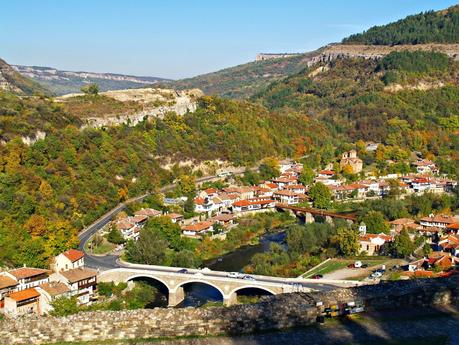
[312,274,323,279]
[177,269,189,274]
[361,264,368,268]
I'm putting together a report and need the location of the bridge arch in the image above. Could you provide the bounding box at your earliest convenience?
[229,285,276,297]
[176,279,225,297]
[126,274,171,292]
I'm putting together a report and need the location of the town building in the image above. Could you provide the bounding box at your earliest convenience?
[0,275,18,309]
[232,198,276,214]
[51,268,97,305]
[358,234,392,256]
[6,267,50,292]
[273,190,300,205]
[340,150,363,174]
[51,249,85,272]
[419,214,459,229]
[134,208,162,218]
[37,282,72,315]
[4,288,41,317]
[412,159,439,174]
[181,221,214,237]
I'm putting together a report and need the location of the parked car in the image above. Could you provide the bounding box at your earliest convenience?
[312,274,323,279]
[354,261,363,268]
[370,271,383,279]
[227,272,244,279]
[177,269,189,274]
[361,264,368,268]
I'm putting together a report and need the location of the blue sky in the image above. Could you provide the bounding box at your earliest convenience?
[1,0,457,79]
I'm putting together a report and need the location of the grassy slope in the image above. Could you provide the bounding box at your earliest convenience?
[169,48,324,98]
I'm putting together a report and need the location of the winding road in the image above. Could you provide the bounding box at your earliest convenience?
[77,169,363,292]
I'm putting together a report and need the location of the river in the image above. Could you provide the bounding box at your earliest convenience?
[143,230,287,308]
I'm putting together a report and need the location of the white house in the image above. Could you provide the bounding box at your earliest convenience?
[359,234,392,256]
[273,190,300,205]
[51,249,85,273]
[412,159,438,174]
[37,282,71,315]
[419,215,459,229]
[6,267,50,292]
[181,221,214,237]
[51,268,97,305]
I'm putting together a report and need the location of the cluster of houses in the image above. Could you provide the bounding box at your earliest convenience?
[0,249,97,317]
[357,213,459,275]
[114,209,184,240]
[113,155,455,241]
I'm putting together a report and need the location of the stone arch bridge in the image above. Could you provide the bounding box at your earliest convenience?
[276,204,357,225]
[99,265,363,307]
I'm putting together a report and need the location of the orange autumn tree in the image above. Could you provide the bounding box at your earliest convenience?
[24,214,47,237]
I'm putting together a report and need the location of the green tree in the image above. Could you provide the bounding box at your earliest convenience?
[298,165,315,186]
[107,226,125,245]
[391,229,415,258]
[361,211,389,234]
[50,296,79,316]
[81,84,99,95]
[145,217,183,251]
[333,227,360,256]
[258,157,280,180]
[125,227,169,265]
[309,182,332,209]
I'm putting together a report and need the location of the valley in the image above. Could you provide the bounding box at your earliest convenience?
[0,3,458,345]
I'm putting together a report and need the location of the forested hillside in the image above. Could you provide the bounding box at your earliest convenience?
[0,58,50,96]
[0,93,332,268]
[255,51,459,174]
[343,5,459,45]
[0,92,81,142]
[170,48,324,98]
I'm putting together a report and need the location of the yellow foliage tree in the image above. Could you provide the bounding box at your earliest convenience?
[39,180,54,200]
[24,214,47,237]
[343,164,355,175]
[118,187,128,201]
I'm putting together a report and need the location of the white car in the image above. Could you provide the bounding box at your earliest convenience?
[227,272,244,279]
[370,271,383,279]
[201,267,211,273]
[354,261,363,268]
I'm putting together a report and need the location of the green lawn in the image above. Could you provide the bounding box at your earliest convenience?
[304,260,352,278]
[84,237,116,255]
[303,257,394,278]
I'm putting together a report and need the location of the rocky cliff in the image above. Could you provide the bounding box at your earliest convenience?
[14,65,171,95]
[58,87,203,129]
[307,43,459,66]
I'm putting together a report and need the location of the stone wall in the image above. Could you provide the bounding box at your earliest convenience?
[2,276,458,345]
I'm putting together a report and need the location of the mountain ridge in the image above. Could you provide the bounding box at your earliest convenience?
[14,64,171,96]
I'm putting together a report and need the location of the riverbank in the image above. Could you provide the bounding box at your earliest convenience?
[196,212,295,264]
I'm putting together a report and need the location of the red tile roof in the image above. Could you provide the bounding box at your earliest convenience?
[8,267,49,280]
[62,249,84,263]
[8,288,40,302]
[135,208,162,217]
[0,275,18,289]
[182,221,213,232]
[319,170,335,175]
